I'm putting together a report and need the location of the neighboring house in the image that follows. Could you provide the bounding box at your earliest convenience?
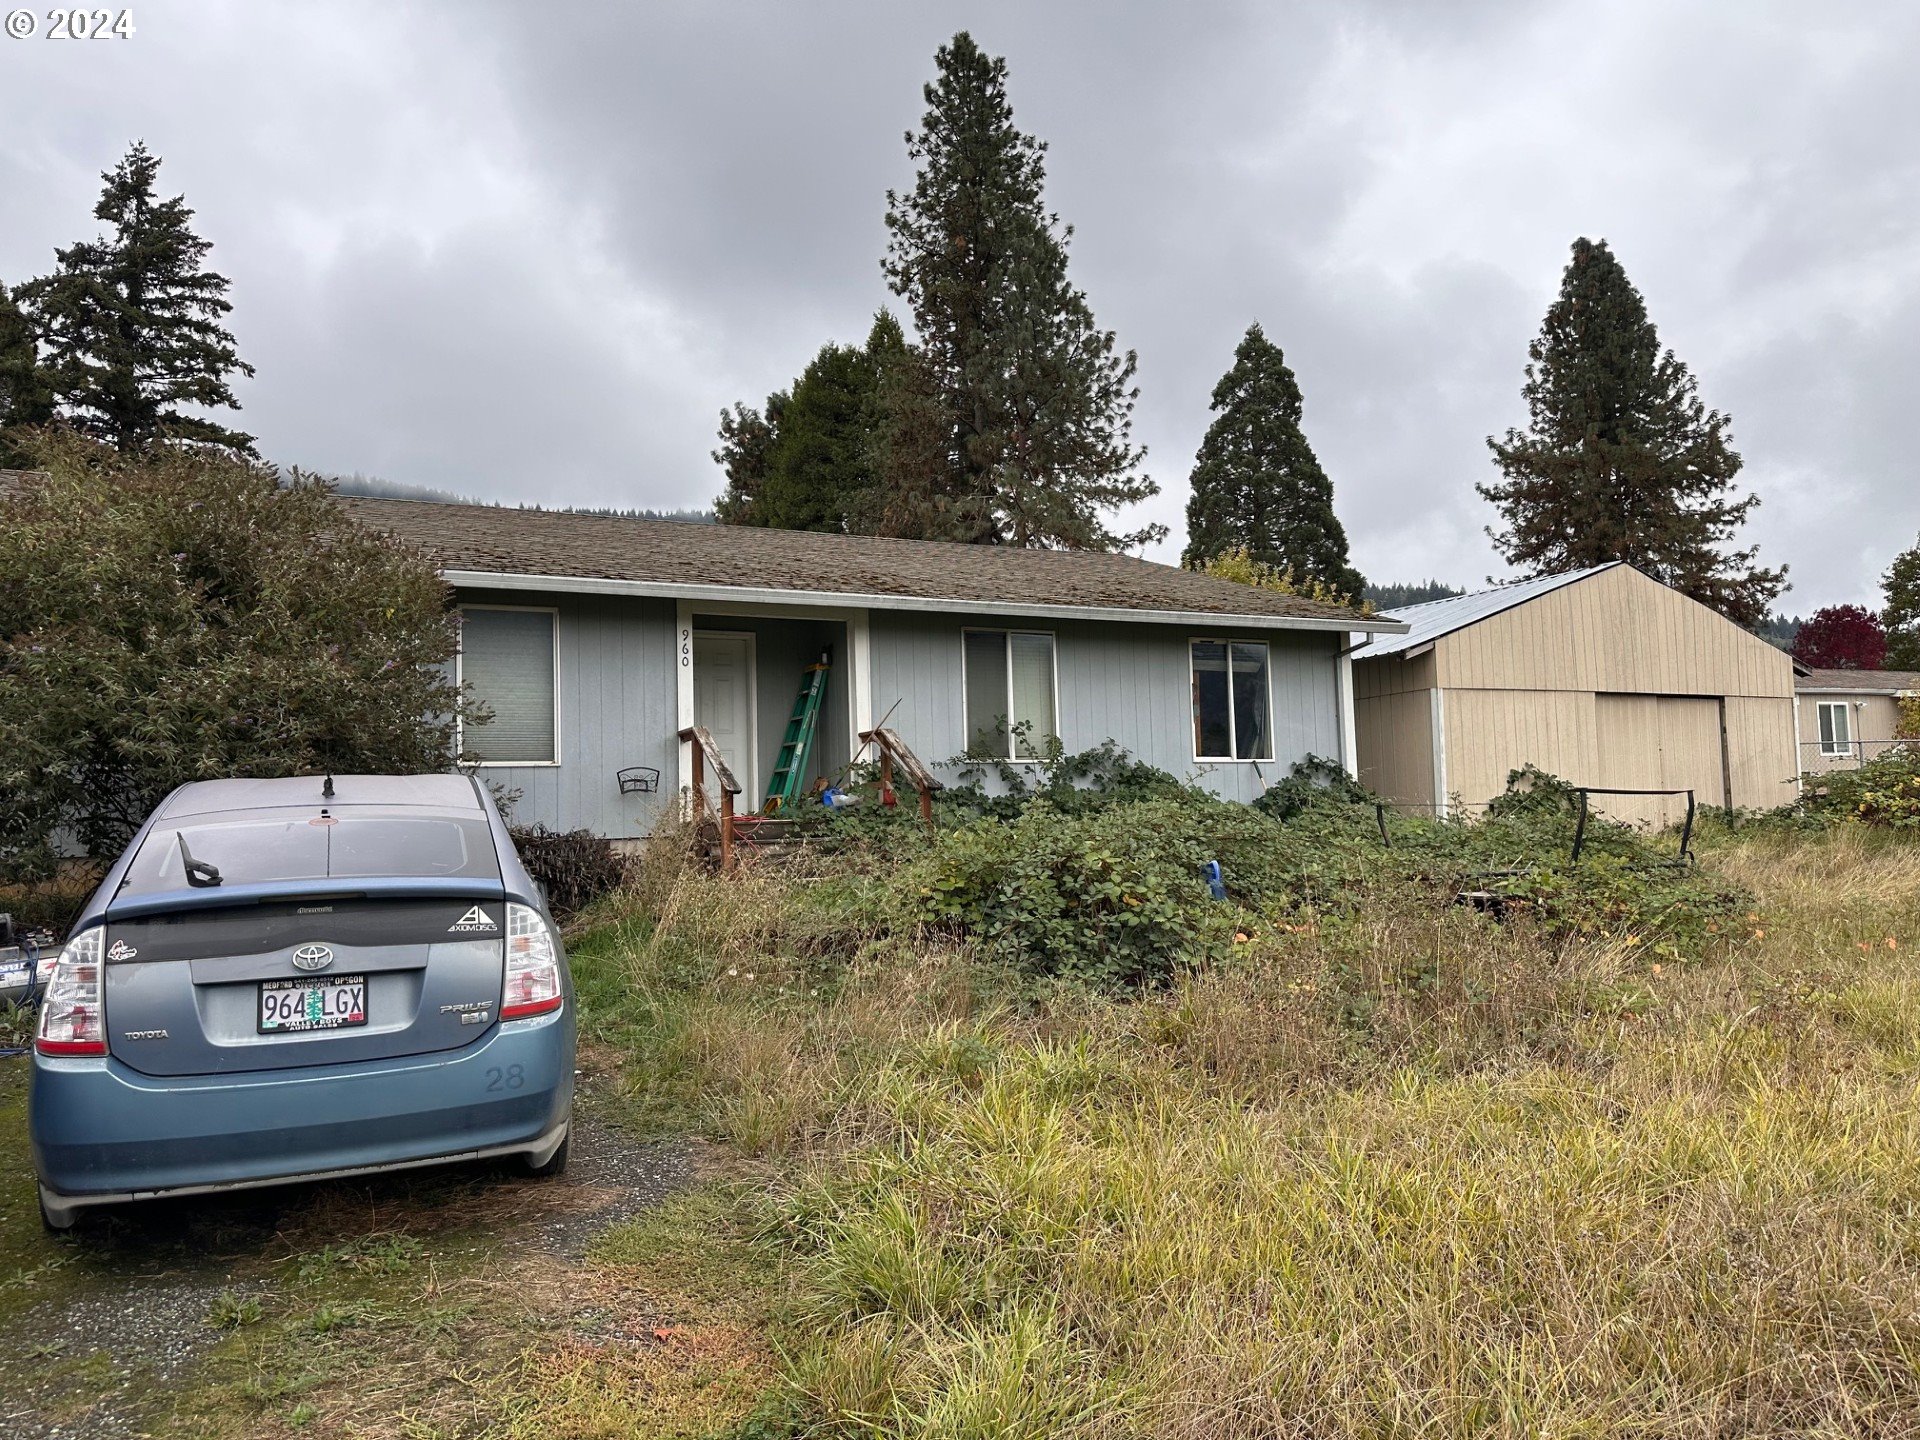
[1353,563,1799,827]
[1794,667,1920,772]
[338,497,1404,838]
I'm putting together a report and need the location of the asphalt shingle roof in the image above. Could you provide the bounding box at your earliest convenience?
[338,495,1392,628]
[1797,667,1920,693]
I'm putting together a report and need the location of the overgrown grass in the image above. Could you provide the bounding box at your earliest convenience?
[568,816,1920,1436]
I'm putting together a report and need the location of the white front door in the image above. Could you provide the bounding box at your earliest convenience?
[692,632,757,802]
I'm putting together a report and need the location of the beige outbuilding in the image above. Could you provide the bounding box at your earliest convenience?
[1794,667,1919,774]
[1353,563,1799,827]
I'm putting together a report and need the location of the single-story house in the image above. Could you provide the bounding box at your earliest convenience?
[339,498,1405,838]
[1353,562,1799,827]
[1794,666,1919,772]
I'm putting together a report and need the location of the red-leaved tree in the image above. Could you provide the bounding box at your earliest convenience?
[1792,604,1888,670]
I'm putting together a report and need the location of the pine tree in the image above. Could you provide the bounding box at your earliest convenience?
[1182,323,1364,597]
[0,281,56,468]
[882,33,1160,550]
[713,395,783,526]
[1480,238,1784,628]
[714,312,905,533]
[758,317,897,532]
[1884,534,1920,670]
[17,142,255,456]
[1367,579,1463,610]
[858,328,985,541]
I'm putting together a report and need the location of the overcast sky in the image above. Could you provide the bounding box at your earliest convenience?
[4,0,1915,609]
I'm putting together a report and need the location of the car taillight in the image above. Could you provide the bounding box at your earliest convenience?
[501,903,562,1019]
[36,928,107,1057]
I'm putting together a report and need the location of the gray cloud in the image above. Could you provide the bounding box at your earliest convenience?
[3,0,1915,608]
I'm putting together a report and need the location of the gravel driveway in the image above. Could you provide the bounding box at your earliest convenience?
[0,1059,694,1440]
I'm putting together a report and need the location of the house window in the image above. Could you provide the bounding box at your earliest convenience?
[1817,700,1853,757]
[1191,640,1272,760]
[963,629,1057,759]
[459,607,558,764]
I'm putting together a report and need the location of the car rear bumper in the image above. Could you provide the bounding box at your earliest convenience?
[29,1011,573,1216]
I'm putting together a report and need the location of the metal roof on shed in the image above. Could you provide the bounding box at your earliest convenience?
[1364,564,1620,658]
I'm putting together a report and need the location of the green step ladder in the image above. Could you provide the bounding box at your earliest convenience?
[762,650,832,815]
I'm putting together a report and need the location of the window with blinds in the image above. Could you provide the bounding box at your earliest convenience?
[962,629,1057,759]
[1191,639,1273,760]
[460,608,558,764]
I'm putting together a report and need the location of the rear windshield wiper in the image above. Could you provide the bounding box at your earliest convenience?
[178,832,223,888]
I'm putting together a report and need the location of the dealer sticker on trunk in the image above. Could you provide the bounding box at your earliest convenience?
[447,906,498,934]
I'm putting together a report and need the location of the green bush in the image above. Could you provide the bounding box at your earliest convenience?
[1807,748,1920,831]
[1514,851,1752,959]
[908,762,1752,987]
[0,436,471,878]
[1251,754,1371,821]
[916,799,1242,986]
[944,735,1195,820]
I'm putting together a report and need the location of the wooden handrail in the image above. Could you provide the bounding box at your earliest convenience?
[860,726,943,834]
[679,725,741,871]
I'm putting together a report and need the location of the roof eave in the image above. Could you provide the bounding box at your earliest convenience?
[1797,683,1918,696]
[442,569,1410,635]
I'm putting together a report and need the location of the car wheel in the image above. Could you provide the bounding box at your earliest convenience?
[518,1130,569,1179]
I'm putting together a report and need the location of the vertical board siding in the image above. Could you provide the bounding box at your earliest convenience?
[869,606,1345,803]
[1435,566,1793,699]
[1354,690,1436,808]
[1593,694,1669,827]
[1358,567,1798,824]
[1352,651,1437,700]
[1658,696,1728,818]
[1726,696,1800,805]
[1442,689,1597,814]
[457,589,677,838]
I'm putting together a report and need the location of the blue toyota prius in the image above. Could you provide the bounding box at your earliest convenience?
[29,774,575,1230]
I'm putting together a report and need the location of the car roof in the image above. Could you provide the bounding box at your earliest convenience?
[158,774,485,819]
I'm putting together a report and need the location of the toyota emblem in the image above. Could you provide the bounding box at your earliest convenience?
[291,944,335,973]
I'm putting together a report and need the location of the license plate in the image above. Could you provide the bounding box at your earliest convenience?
[259,975,367,1033]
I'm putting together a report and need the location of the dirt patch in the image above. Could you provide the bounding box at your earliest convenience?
[0,1059,697,1440]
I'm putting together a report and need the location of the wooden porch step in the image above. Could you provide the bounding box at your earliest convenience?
[693,814,841,866]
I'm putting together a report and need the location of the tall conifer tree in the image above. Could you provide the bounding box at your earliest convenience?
[18,142,255,455]
[882,33,1160,550]
[1481,238,1784,627]
[859,326,981,541]
[0,281,56,468]
[715,311,906,533]
[712,396,782,527]
[1182,323,1363,597]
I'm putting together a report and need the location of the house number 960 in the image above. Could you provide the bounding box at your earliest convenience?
[680,628,692,667]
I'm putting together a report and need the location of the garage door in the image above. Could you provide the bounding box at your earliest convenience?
[1594,695,1725,830]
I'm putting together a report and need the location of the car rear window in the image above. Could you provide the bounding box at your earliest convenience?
[122,811,500,894]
